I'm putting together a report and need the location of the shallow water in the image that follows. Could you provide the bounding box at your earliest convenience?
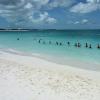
[0,30,100,70]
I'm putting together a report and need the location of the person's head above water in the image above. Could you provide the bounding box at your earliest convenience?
[17,38,19,40]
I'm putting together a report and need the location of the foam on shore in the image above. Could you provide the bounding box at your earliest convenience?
[0,50,100,100]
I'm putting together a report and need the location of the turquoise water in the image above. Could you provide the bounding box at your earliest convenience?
[0,30,100,70]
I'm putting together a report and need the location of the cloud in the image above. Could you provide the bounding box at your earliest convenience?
[0,0,99,28]
[46,17,57,24]
[87,0,100,3]
[70,0,100,13]
[74,21,80,24]
[30,0,49,9]
[48,0,75,9]
[82,19,88,23]
[29,12,57,24]
[73,19,89,24]
[0,0,56,27]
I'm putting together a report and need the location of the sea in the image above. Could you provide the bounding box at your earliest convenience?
[0,30,100,71]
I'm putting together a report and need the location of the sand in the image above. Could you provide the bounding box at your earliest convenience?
[0,50,100,100]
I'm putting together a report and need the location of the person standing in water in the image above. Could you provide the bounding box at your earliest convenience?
[89,44,92,49]
[17,38,19,40]
[56,41,59,45]
[85,43,88,48]
[60,42,62,46]
[38,39,42,43]
[67,42,70,46]
[78,42,81,48]
[38,39,41,43]
[74,43,77,47]
[49,41,51,44]
[97,44,100,49]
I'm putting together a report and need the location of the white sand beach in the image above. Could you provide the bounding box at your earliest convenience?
[0,50,100,100]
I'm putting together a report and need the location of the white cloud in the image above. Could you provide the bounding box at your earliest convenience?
[46,17,57,24]
[0,0,57,27]
[47,0,76,9]
[82,19,88,23]
[87,0,100,3]
[24,3,33,9]
[70,0,100,13]
[30,0,49,9]
[0,0,99,28]
[32,0,49,5]
[74,21,80,24]
[29,12,57,24]
[73,19,89,24]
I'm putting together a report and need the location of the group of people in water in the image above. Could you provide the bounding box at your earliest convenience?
[17,38,100,49]
[37,39,100,49]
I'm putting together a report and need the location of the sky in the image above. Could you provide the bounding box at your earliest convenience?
[0,0,100,29]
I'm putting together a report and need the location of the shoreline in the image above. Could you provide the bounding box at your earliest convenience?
[0,49,100,100]
[0,49,100,79]
[0,48,100,71]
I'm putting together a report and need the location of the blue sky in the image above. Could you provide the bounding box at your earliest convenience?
[0,0,100,29]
